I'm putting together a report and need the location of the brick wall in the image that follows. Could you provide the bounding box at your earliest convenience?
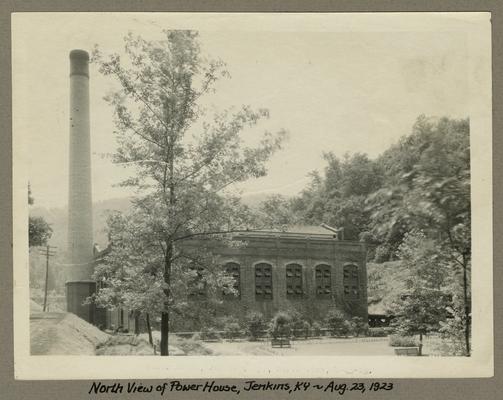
[183,232,368,322]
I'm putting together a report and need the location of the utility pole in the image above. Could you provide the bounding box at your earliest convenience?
[39,245,57,312]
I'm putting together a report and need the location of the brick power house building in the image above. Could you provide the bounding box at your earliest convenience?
[184,226,368,320]
[105,226,368,332]
[65,49,368,331]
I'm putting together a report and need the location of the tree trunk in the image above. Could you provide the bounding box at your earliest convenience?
[418,333,423,356]
[146,313,153,346]
[160,244,173,356]
[160,312,169,355]
[134,313,140,335]
[462,256,471,356]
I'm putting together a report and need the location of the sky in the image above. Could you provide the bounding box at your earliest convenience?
[12,13,477,208]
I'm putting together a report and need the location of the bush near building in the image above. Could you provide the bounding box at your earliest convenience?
[388,335,418,347]
[368,327,393,337]
[245,311,267,341]
[269,311,293,339]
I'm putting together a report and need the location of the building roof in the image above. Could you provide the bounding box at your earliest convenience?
[279,225,338,235]
[233,225,342,241]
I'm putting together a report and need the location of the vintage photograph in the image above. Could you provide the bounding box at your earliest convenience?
[12,12,492,378]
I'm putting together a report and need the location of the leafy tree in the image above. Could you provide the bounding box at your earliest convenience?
[369,116,471,355]
[285,152,383,240]
[28,184,52,247]
[324,152,383,199]
[92,30,286,355]
[29,217,53,248]
[258,194,298,227]
[92,211,165,343]
[437,295,470,356]
[389,231,451,355]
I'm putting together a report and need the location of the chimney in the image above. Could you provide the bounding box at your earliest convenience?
[66,49,96,323]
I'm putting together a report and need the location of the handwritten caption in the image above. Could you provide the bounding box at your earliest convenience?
[89,380,394,395]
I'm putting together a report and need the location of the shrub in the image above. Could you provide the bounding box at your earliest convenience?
[245,311,266,341]
[311,321,323,337]
[215,315,239,330]
[388,335,418,347]
[374,244,393,263]
[288,311,310,338]
[339,320,353,337]
[223,322,242,341]
[293,320,311,339]
[269,311,292,339]
[368,327,393,337]
[436,308,469,356]
[325,307,348,337]
[201,326,221,341]
[351,316,369,337]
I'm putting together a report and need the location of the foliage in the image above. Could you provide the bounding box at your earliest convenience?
[92,212,166,314]
[223,322,242,341]
[201,326,221,341]
[28,185,53,247]
[244,311,266,340]
[92,30,287,355]
[311,321,323,337]
[390,287,449,336]
[257,194,299,228]
[286,152,383,240]
[367,116,471,356]
[373,244,393,263]
[29,217,53,248]
[389,231,451,353]
[388,335,418,347]
[269,311,292,339]
[369,116,470,259]
[292,320,311,339]
[215,315,242,340]
[325,307,350,337]
[350,316,368,337]
[367,327,393,337]
[436,296,470,356]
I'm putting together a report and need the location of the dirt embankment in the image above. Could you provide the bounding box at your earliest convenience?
[30,312,109,355]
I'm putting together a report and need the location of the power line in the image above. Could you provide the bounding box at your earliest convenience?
[38,245,57,312]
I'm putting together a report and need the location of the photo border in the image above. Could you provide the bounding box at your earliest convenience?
[2,0,502,399]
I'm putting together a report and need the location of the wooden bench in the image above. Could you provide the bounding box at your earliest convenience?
[271,338,291,348]
[394,347,419,356]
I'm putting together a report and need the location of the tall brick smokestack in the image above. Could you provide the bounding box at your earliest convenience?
[66,49,96,323]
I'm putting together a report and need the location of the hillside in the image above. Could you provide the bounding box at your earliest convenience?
[29,193,271,251]
[30,197,134,250]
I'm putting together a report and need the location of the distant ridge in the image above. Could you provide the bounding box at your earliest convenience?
[29,192,275,250]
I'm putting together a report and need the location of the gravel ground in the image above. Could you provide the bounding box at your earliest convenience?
[204,338,395,356]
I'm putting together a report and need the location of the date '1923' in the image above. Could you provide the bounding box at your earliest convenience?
[322,381,394,394]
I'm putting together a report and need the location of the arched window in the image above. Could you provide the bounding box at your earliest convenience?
[343,263,359,299]
[223,262,240,299]
[255,263,273,300]
[286,263,303,298]
[315,264,331,298]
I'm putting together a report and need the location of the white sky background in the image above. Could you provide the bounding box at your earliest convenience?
[13,13,472,208]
